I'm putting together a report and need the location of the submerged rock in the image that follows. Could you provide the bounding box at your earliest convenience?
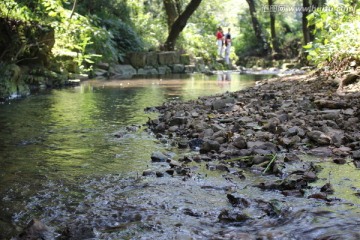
[200,140,220,153]
[218,209,250,223]
[15,219,54,240]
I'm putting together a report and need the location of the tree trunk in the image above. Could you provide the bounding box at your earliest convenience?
[70,0,78,19]
[268,0,279,53]
[246,0,269,55]
[164,0,202,51]
[302,0,311,45]
[163,0,179,32]
[303,0,327,44]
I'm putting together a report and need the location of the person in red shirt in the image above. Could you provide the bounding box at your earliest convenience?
[216,27,224,58]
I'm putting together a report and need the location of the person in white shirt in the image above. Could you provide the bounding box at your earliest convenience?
[224,28,232,64]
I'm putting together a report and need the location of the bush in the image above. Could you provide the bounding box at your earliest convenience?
[304,3,360,67]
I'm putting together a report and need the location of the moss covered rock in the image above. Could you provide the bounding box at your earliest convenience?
[0,64,30,99]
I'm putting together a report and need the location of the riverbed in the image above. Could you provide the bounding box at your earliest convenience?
[0,72,359,239]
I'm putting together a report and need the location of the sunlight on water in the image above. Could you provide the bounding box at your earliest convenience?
[0,72,267,237]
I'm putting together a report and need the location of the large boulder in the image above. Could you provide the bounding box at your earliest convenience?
[137,67,159,76]
[185,65,196,73]
[109,64,136,79]
[158,66,172,75]
[0,64,30,99]
[14,219,54,240]
[171,64,185,73]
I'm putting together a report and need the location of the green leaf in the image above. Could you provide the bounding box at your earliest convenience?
[315,21,324,29]
[48,11,57,17]
[84,58,94,64]
[303,44,313,49]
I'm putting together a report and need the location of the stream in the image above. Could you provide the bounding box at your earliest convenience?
[0,72,359,239]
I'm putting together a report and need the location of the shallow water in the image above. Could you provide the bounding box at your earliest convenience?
[0,73,359,239]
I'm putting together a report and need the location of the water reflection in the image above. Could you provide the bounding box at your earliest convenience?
[0,72,265,210]
[4,74,245,236]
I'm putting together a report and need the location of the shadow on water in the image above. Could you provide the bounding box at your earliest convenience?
[0,73,359,239]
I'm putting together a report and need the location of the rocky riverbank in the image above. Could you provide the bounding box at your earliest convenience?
[145,72,360,196]
[12,72,360,240]
[141,72,360,238]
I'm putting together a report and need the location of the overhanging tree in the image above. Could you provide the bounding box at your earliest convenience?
[163,0,202,51]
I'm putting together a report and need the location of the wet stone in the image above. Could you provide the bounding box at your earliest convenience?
[206,164,229,172]
[303,171,318,182]
[168,125,179,132]
[307,130,331,145]
[227,194,251,208]
[16,219,54,240]
[143,169,155,176]
[212,98,235,110]
[156,171,164,177]
[178,156,193,163]
[200,140,220,153]
[169,117,187,126]
[218,209,250,223]
[191,111,199,118]
[167,159,182,168]
[166,169,175,175]
[183,208,201,217]
[252,155,270,165]
[308,192,329,201]
[333,158,347,164]
[233,136,247,149]
[310,147,333,157]
[188,138,204,150]
[178,139,188,149]
[282,189,304,197]
[320,183,334,194]
[353,160,360,168]
[151,151,168,162]
[352,150,360,160]
[284,153,301,162]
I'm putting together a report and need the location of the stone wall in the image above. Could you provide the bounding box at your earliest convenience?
[92,51,204,79]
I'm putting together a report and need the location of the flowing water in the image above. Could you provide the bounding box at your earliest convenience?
[0,73,359,239]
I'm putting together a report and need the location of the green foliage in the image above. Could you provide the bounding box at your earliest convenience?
[125,0,234,61]
[304,2,360,66]
[0,0,146,73]
[102,18,144,59]
[176,0,229,61]
[127,0,167,50]
[234,0,303,59]
[234,11,261,57]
